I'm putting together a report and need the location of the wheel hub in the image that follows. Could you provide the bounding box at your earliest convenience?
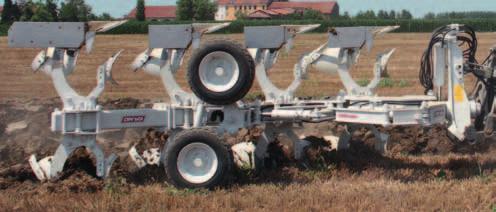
[199,51,240,93]
[177,142,218,184]
[193,158,203,167]
[215,67,225,76]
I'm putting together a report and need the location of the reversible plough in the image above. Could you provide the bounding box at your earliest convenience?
[7,21,496,188]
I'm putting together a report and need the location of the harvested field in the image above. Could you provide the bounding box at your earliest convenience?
[0,33,496,210]
[1,33,495,100]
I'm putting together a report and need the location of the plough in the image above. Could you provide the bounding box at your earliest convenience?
[7,21,496,188]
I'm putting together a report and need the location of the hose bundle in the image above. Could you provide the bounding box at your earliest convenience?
[419,25,478,93]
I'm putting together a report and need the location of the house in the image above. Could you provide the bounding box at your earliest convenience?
[127,6,176,21]
[0,6,3,19]
[215,0,272,21]
[247,8,295,19]
[269,1,339,18]
[216,0,339,20]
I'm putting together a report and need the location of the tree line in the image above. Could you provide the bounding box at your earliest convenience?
[339,10,413,20]
[424,11,496,19]
[1,0,113,24]
[341,10,496,20]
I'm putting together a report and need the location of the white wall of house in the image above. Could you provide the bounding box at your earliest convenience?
[215,5,227,21]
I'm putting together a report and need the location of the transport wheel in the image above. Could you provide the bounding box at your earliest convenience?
[188,40,255,105]
[163,129,232,189]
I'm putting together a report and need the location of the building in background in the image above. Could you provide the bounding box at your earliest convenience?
[125,1,338,21]
[0,6,3,20]
[268,1,339,19]
[127,5,176,21]
[215,0,272,21]
[216,0,339,20]
[247,8,295,19]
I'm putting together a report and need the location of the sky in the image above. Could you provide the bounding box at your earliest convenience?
[3,0,496,18]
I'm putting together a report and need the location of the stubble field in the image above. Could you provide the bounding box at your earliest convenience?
[0,32,495,211]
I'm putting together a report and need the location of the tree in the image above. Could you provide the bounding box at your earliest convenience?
[388,10,396,19]
[31,2,56,21]
[341,11,350,20]
[399,9,412,19]
[434,11,496,19]
[136,0,145,21]
[1,0,21,24]
[20,0,34,21]
[193,0,216,20]
[355,10,376,19]
[176,0,194,20]
[424,12,435,19]
[377,10,388,19]
[176,0,216,21]
[59,0,93,22]
[98,12,113,20]
[46,0,59,21]
[234,10,247,20]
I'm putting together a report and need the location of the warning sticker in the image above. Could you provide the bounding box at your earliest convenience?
[454,84,465,103]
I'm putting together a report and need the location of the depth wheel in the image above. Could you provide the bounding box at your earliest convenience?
[163,129,232,189]
[188,40,255,105]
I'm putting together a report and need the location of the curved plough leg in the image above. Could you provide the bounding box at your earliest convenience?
[335,49,396,96]
[28,51,123,181]
[29,135,117,181]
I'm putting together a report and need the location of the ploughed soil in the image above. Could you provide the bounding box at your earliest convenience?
[1,32,496,210]
[0,98,495,210]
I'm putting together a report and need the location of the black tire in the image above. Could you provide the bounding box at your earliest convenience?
[163,129,232,189]
[188,40,255,105]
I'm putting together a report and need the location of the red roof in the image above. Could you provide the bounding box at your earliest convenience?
[217,0,270,5]
[248,11,272,19]
[270,8,295,15]
[248,8,296,18]
[127,6,176,19]
[269,1,337,14]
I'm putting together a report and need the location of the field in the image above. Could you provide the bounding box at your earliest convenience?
[0,32,496,211]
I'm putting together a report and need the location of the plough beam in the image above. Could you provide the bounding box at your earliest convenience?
[7,21,496,188]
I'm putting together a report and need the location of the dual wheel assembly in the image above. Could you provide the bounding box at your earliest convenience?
[166,40,254,188]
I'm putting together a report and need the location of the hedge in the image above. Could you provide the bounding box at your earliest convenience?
[103,19,496,34]
[1,19,496,36]
[0,24,10,36]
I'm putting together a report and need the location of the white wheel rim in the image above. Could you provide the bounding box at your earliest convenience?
[198,51,240,93]
[177,142,219,184]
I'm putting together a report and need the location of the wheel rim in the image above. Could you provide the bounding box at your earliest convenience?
[198,51,240,93]
[177,142,219,184]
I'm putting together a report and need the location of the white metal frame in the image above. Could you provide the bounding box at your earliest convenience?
[8,22,490,182]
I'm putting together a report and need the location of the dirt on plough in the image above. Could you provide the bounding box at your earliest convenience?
[1,98,496,197]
